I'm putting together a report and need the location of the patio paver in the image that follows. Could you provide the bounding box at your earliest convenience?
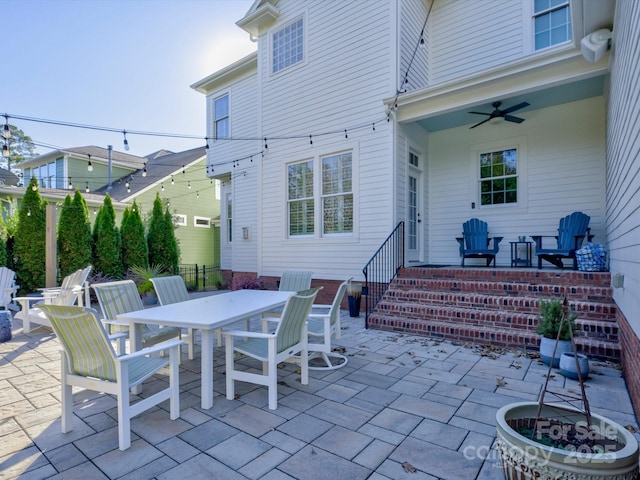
[1,295,638,479]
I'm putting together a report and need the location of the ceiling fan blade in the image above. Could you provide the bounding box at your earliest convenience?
[501,102,530,114]
[469,117,493,129]
[504,115,525,124]
[469,111,492,116]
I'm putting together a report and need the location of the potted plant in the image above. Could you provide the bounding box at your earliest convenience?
[496,401,639,480]
[347,281,362,317]
[129,264,167,305]
[536,298,577,367]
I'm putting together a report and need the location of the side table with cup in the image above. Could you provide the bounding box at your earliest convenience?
[510,236,532,268]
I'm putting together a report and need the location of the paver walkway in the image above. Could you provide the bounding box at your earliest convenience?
[1,295,638,479]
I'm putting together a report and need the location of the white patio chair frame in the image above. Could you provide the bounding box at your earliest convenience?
[36,304,182,451]
[224,287,320,410]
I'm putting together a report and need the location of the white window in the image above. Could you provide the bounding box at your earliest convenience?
[272,17,304,74]
[214,94,229,140]
[288,160,314,236]
[226,193,232,242]
[533,0,571,50]
[287,151,354,238]
[194,216,211,228]
[322,153,353,235]
[173,214,187,226]
[479,148,518,206]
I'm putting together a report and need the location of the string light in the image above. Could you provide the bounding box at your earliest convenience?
[2,116,9,140]
[85,182,90,193]
[264,137,268,149]
[188,181,191,189]
[68,177,73,190]
[27,208,31,217]
[171,176,174,185]
[196,191,199,198]
[32,183,37,191]
[182,165,186,175]
[123,130,130,151]
[142,163,147,177]
[1,144,8,158]
[344,129,348,139]
[309,135,313,145]
[161,183,164,191]
[87,154,93,172]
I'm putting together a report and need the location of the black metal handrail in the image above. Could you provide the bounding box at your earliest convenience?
[362,222,404,327]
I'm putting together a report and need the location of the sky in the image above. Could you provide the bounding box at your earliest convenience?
[2,0,257,158]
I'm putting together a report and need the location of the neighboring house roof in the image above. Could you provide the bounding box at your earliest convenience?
[95,146,207,202]
[15,146,147,170]
[0,185,129,210]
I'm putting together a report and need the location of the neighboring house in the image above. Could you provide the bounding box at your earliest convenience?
[192,0,640,408]
[10,145,220,266]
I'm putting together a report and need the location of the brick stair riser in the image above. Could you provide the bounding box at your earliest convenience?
[372,303,619,341]
[392,278,613,302]
[382,292,616,320]
[401,268,612,288]
[367,315,618,360]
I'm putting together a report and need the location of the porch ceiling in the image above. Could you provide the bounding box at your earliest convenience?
[390,48,610,133]
[416,75,605,132]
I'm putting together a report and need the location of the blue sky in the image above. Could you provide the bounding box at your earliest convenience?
[2,0,256,157]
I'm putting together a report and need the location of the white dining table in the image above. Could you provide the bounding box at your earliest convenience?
[117,289,294,409]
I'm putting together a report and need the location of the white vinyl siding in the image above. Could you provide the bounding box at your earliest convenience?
[606,0,640,336]
[399,0,429,91]
[429,0,524,85]
[258,0,394,279]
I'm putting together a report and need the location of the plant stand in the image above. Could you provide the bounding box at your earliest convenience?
[496,305,639,479]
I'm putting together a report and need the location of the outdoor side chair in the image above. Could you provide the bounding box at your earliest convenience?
[36,304,182,451]
[224,287,320,410]
[150,275,197,358]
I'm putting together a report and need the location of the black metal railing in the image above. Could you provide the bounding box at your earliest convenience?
[362,222,404,327]
[178,264,222,291]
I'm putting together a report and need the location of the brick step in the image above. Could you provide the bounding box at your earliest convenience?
[392,277,613,302]
[382,290,616,320]
[401,267,612,289]
[367,314,620,361]
[372,302,619,338]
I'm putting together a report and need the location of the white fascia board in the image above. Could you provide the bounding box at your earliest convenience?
[389,47,610,123]
[191,52,258,94]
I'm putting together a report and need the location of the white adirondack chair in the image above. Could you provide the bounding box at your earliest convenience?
[0,267,18,311]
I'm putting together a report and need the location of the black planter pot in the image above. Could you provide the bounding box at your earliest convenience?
[348,295,361,317]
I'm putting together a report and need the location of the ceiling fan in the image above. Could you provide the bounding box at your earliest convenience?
[469,101,530,129]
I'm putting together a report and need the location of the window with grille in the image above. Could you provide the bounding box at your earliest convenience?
[533,0,571,50]
[479,148,517,206]
[272,17,304,74]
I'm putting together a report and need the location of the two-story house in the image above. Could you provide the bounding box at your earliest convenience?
[193,0,640,412]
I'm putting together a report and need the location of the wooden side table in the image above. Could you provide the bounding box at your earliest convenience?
[510,241,532,267]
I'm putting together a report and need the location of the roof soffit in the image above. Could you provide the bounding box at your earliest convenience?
[191,52,257,93]
[236,1,279,37]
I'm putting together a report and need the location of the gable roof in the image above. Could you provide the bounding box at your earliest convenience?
[95,146,206,201]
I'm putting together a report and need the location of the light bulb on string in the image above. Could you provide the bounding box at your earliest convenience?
[142,163,147,177]
[85,182,90,193]
[123,130,130,151]
[264,137,268,149]
[32,183,37,191]
[2,116,10,140]
[2,144,8,158]
[87,154,93,172]
[171,176,174,185]
[68,178,73,190]
[27,208,31,217]
[182,165,186,175]
[205,137,209,150]
[309,135,313,145]
[161,183,164,192]
[188,181,191,189]
[344,130,348,139]
[196,191,199,199]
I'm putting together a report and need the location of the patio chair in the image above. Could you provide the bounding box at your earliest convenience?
[224,287,320,410]
[16,266,92,334]
[306,278,351,370]
[532,211,593,269]
[456,218,503,267]
[262,270,313,320]
[92,280,183,355]
[150,275,196,359]
[35,304,182,451]
[0,266,18,311]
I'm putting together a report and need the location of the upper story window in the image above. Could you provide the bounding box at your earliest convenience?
[214,94,229,140]
[272,17,304,74]
[533,0,571,50]
[479,148,517,206]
